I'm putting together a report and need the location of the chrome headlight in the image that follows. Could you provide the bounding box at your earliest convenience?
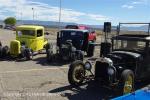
[85,61,92,70]
[107,67,115,75]
[104,57,113,66]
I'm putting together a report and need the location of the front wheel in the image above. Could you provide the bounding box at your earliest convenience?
[68,60,85,86]
[24,48,33,60]
[119,69,134,95]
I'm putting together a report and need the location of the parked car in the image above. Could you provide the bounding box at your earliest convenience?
[46,27,96,62]
[4,25,16,31]
[68,23,150,95]
[65,25,96,41]
[1,25,48,60]
[0,41,9,58]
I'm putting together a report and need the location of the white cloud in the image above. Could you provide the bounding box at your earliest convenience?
[122,5,134,9]
[0,0,110,24]
[132,0,149,5]
[132,1,142,4]
[87,14,109,21]
[122,0,149,9]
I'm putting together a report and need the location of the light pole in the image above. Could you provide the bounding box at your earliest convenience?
[58,0,62,31]
[20,12,22,24]
[32,7,35,21]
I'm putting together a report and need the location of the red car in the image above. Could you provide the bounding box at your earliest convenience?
[65,25,96,42]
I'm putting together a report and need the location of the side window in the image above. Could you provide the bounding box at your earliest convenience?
[37,30,43,37]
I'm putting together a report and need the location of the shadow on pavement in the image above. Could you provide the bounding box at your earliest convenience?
[49,79,150,100]
[49,81,118,100]
[33,56,70,67]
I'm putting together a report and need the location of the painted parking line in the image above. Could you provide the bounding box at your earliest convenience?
[0,67,68,74]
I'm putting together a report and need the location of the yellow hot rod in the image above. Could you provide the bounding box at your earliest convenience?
[2,25,48,60]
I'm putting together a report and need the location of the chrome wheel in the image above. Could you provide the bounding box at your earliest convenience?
[123,75,133,94]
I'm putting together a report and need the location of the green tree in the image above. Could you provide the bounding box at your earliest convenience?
[4,17,16,25]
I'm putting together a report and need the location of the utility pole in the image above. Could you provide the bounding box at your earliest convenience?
[20,12,23,24]
[32,8,35,21]
[58,0,62,31]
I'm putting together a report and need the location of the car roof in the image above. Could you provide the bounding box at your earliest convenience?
[61,29,89,32]
[16,25,44,30]
[112,34,150,41]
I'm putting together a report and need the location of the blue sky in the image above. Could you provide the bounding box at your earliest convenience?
[0,0,149,25]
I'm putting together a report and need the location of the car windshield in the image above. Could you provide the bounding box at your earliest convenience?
[17,30,35,36]
[61,30,84,39]
[113,39,146,51]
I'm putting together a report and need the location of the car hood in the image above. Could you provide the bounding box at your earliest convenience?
[111,51,141,59]
[106,51,141,65]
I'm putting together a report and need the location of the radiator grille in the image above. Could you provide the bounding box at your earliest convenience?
[10,40,20,56]
[95,61,109,81]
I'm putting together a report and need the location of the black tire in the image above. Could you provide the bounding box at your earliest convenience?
[68,60,85,86]
[47,49,53,62]
[24,48,33,60]
[0,46,2,58]
[46,43,53,62]
[119,69,134,95]
[2,46,9,57]
[0,41,2,47]
[71,52,77,61]
[20,46,26,58]
[77,51,84,61]
[87,43,95,57]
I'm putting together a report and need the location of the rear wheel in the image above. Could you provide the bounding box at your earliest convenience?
[2,46,9,57]
[77,51,84,61]
[0,41,2,47]
[119,70,134,95]
[47,49,53,62]
[46,43,53,62]
[68,60,85,86]
[0,46,2,58]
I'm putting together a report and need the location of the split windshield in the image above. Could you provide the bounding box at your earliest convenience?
[17,30,35,36]
[60,31,84,39]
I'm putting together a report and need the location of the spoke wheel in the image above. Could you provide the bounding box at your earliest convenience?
[120,69,134,95]
[123,75,133,94]
[73,65,84,83]
[68,60,85,86]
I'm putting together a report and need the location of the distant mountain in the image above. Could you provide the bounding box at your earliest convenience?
[0,20,149,31]
[17,20,77,28]
[121,25,149,31]
[17,20,104,30]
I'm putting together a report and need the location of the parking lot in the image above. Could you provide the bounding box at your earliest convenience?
[0,29,149,100]
[0,29,109,100]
